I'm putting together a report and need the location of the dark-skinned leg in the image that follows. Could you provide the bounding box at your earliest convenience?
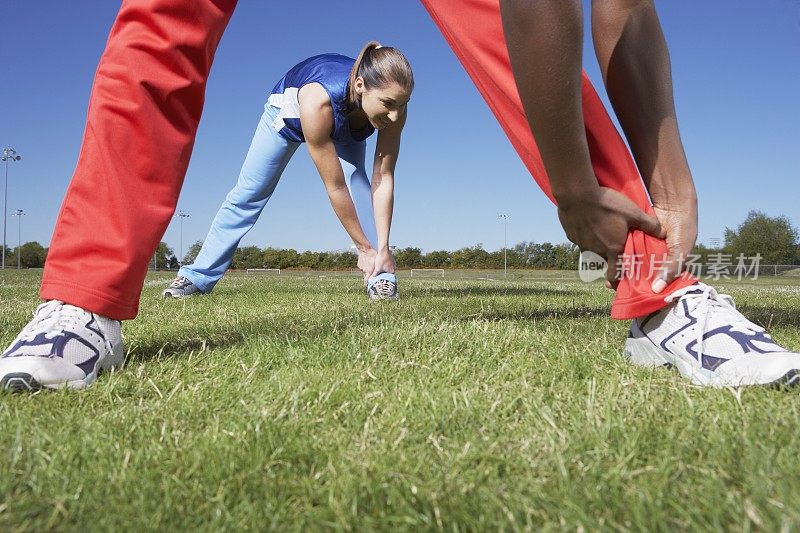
[498,1,596,191]
[592,0,697,290]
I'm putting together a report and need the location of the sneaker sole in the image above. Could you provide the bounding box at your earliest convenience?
[625,335,800,388]
[1,371,91,391]
[1,372,43,392]
[162,291,196,299]
[1,342,124,393]
[768,369,800,389]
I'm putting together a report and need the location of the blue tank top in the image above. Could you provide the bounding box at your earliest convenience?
[268,54,375,144]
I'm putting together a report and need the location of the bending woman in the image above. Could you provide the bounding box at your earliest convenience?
[163,42,412,300]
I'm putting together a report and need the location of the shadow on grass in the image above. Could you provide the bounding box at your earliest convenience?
[414,286,582,298]
[737,305,800,329]
[455,305,612,323]
[125,314,355,363]
[123,300,800,364]
[126,290,596,362]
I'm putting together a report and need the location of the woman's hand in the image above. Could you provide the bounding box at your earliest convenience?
[357,248,377,285]
[368,248,396,281]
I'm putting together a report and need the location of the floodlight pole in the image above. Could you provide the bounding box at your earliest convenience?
[12,209,24,269]
[498,214,510,279]
[174,210,190,265]
[2,148,22,270]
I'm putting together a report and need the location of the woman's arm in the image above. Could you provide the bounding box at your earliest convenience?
[299,83,375,272]
[369,107,406,277]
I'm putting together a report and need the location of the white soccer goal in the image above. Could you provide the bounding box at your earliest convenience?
[759,265,800,277]
[410,268,445,277]
[246,268,281,274]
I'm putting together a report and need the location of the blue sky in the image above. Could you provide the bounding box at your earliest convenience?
[1,0,798,255]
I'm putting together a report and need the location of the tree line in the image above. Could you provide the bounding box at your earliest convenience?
[4,210,799,270]
[152,240,583,271]
[230,242,582,270]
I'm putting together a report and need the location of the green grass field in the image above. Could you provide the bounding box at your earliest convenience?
[1,269,800,531]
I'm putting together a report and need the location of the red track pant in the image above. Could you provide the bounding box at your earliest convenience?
[41,0,694,320]
[41,0,237,319]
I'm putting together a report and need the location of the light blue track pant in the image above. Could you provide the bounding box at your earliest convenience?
[178,103,377,293]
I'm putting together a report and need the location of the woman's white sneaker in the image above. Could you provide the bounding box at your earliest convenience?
[367,272,399,301]
[0,300,124,391]
[624,283,800,387]
[162,276,200,298]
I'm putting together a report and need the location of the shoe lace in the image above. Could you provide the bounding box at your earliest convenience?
[665,282,763,361]
[372,279,396,297]
[18,300,88,341]
[169,276,189,288]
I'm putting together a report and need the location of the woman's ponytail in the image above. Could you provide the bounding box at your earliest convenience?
[347,41,414,110]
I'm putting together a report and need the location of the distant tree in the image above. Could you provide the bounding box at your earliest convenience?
[12,241,48,268]
[691,243,714,265]
[514,241,545,267]
[317,252,334,270]
[152,242,175,270]
[451,244,490,269]
[182,240,203,265]
[504,244,526,268]
[724,211,799,264]
[298,250,324,269]
[263,247,299,269]
[168,256,180,270]
[423,250,451,268]
[231,246,264,269]
[263,247,279,268]
[528,242,556,268]
[488,250,505,269]
[329,250,357,269]
[394,247,423,268]
[553,243,580,270]
[282,248,300,268]
[312,250,357,270]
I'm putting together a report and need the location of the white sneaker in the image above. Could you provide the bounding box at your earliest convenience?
[0,300,124,391]
[367,272,399,301]
[624,282,800,387]
[162,276,200,298]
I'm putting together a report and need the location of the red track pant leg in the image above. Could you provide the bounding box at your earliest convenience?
[420,0,696,319]
[40,0,237,320]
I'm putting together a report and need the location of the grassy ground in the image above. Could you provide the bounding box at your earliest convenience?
[1,269,799,531]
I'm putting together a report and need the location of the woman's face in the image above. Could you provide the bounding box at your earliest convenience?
[355,77,411,130]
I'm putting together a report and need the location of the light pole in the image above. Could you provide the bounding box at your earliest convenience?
[12,209,24,269]
[1,148,22,269]
[174,210,190,265]
[498,214,510,279]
